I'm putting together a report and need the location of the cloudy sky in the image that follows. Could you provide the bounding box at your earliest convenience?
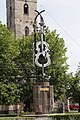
[0,0,80,73]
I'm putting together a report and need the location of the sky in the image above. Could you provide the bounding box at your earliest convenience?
[0,0,80,73]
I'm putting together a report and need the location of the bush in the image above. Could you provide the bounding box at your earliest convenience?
[0,117,34,120]
[0,114,17,117]
[21,112,35,115]
[50,113,80,120]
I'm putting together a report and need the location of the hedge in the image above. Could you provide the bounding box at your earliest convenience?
[0,117,34,120]
[49,113,80,120]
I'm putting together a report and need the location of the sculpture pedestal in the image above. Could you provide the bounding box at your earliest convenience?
[33,82,54,114]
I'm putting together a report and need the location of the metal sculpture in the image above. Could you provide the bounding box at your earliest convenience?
[33,10,51,80]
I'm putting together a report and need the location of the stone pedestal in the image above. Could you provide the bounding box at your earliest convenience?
[33,82,54,114]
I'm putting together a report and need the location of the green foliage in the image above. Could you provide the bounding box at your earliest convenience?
[67,63,80,102]
[45,29,68,100]
[14,35,35,106]
[0,22,35,106]
[0,117,34,120]
[50,113,80,120]
[0,81,21,104]
[65,63,80,112]
[0,22,20,104]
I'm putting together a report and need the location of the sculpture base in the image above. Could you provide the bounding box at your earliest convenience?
[33,82,54,114]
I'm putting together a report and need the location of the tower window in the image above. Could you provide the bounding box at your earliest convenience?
[10,6,12,28]
[24,3,29,15]
[10,6,12,17]
[25,26,29,36]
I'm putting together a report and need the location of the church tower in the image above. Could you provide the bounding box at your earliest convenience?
[6,0,37,38]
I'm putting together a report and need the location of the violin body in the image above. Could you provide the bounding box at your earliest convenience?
[35,41,51,67]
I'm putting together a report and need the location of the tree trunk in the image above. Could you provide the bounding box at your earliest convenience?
[78,96,80,112]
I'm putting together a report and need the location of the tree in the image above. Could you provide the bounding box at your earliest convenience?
[67,63,80,112]
[0,22,21,104]
[45,29,69,101]
[14,35,35,111]
[0,22,35,107]
[0,22,69,108]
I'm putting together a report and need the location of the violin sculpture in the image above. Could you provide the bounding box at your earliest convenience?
[34,10,51,70]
